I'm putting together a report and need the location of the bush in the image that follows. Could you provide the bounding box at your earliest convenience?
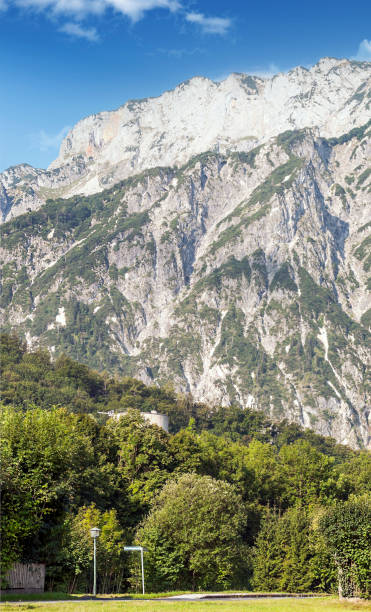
[134,473,250,591]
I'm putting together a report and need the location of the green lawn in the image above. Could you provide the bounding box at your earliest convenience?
[1,598,371,612]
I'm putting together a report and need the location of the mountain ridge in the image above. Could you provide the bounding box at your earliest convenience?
[1,112,370,447]
[1,57,370,223]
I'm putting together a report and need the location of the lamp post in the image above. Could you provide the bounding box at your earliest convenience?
[90,527,100,596]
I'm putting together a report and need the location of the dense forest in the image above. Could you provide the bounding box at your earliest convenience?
[1,334,370,597]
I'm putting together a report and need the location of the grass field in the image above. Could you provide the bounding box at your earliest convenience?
[1,597,371,612]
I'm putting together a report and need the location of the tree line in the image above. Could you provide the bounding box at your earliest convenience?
[0,334,370,597]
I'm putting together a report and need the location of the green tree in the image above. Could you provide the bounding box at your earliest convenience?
[62,504,126,593]
[251,509,283,591]
[308,508,337,593]
[106,410,174,522]
[320,495,371,598]
[279,507,315,592]
[243,440,282,506]
[334,451,371,499]
[278,440,335,507]
[168,427,202,474]
[252,507,319,593]
[0,406,94,574]
[134,473,249,591]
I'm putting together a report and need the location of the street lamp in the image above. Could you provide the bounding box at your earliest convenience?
[90,527,100,596]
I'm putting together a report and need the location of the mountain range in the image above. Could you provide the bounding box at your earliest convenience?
[1,57,370,448]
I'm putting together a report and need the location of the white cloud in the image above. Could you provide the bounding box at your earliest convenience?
[248,63,281,79]
[31,125,71,152]
[8,0,180,20]
[154,46,204,58]
[353,39,371,61]
[4,1,233,40]
[108,0,180,21]
[59,21,99,41]
[213,63,281,83]
[185,11,231,35]
[11,0,103,17]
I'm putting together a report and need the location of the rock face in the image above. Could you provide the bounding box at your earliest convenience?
[1,57,370,223]
[0,58,370,448]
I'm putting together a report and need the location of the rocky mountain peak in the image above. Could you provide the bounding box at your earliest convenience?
[0,57,370,449]
[1,57,370,223]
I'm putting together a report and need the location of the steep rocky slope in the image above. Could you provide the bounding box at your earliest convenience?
[1,120,370,448]
[1,57,370,223]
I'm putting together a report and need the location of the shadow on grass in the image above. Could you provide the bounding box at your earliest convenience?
[0,593,75,603]
[0,591,191,603]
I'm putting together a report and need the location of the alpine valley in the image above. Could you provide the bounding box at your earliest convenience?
[1,57,370,449]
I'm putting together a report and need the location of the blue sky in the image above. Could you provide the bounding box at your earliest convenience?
[1,0,370,172]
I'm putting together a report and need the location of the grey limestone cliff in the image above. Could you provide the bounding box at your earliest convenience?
[1,57,370,223]
[1,57,370,448]
[1,117,370,448]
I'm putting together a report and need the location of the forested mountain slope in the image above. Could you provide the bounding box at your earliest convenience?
[1,335,370,594]
[0,333,358,456]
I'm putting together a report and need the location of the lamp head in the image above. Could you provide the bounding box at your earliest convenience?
[90,527,101,539]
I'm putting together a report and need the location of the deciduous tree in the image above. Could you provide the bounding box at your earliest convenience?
[135,473,249,591]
